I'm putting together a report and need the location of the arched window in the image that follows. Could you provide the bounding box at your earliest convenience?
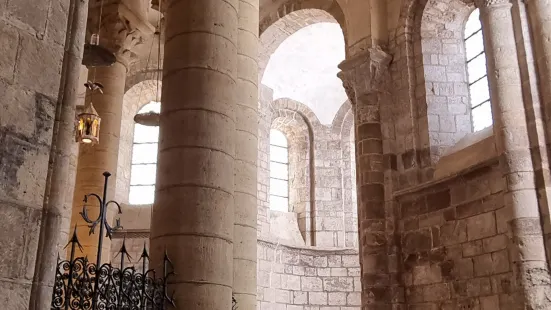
[465,9,492,131]
[129,102,160,204]
[269,129,289,212]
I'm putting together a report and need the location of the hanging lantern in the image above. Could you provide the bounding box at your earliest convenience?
[76,81,103,144]
[76,102,101,144]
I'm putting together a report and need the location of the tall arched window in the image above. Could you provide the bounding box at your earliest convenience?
[129,102,160,204]
[269,129,289,212]
[465,9,492,131]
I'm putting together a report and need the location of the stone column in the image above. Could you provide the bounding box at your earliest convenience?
[28,0,89,308]
[234,0,259,309]
[149,0,238,309]
[524,0,551,125]
[338,47,392,310]
[70,3,150,262]
[477,0,551,308]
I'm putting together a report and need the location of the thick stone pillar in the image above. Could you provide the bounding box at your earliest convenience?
[525,0,551,270]
[70,63,126,260]
[29,0,89,308]
[70,3,150,261]
[477,0,551,308]
[525,0,551,122]
[338,47,392,310]
[150,0,238,309]
[233,0,259,309]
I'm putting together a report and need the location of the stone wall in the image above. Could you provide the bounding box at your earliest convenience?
[395,160,514,309]
[257,240,361,310]
[257,92,357,248]
[109,234,362,310]
[0,0,69,307]
[387,0,477,190]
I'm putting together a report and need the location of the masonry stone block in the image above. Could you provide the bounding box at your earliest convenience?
[403,229,432,252]
[309,292,328,305]
[323,277,354,292]
[16,34,63,98]
[413,264,442,285]
[440,220,467,246]
[466,212,497,241]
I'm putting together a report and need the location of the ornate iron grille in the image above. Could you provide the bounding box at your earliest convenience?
[50,172,175,310]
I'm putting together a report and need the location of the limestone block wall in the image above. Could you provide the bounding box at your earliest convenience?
[110,204,362,310]
[0,0,69,307]
[257,240,361,310]
[258,93,357,248]
[395,160,514,309]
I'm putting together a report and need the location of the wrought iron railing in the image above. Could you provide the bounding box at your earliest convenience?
[50,172,175,310]
[50,171,239,309]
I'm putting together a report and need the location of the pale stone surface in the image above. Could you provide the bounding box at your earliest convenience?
[3,0,551,310]
[0,0,68,307]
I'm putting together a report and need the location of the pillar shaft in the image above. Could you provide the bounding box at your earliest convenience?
[478,1,551,308]
[525,0,551,124]
[150,0,238,308]
[29,0,89,308]
[70,62,127,261]
[234,0,259,309]
[525,0,551,269]
[339,47,392,310]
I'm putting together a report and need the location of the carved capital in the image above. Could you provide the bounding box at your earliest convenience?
[337,46,392,104]
[87,2,155,66]
[474,0,512,8]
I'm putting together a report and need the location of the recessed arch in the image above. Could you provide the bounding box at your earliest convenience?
[260,0,348,43]
[262,19,347,125]
[259,9,345,83]
[116,80,161,204]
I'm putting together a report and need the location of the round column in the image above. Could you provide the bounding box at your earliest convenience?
[339,48,392,310]
[70,61,127,261]
[69,2,151,263]
[525,0,551,270]
[478,0,551,308]
[525,0,551,125]
[150,0,238,308]
[233,0,259,309]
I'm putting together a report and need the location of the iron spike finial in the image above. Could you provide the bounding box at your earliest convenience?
[138,243,150,263]
[64,225,83,252]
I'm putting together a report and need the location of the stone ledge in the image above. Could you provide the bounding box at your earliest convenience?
[394,157,498,200]
[258,237,358,255]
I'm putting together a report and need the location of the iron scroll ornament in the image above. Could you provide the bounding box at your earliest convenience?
[50,171,176,310]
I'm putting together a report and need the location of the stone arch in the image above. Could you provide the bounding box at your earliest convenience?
[270,105,315,245]
[271,98,322,130]
[337,104,358,247]
[395,0,476,169]
[259,8,346,84]
[260,0,347,39]
[331,100,352,132]
[115,80,161,203]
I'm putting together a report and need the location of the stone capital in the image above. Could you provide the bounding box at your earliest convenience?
[337,46,392,104]
[87,1,155,66]
[474,0,512,8]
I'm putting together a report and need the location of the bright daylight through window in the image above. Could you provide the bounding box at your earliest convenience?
[269,129,290,212]
[129,102,160,204]
[465,9,492,132]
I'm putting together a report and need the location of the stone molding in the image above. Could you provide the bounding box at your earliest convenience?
[474,0,512,8]
[87,2,155,66]
[337,46,392,105]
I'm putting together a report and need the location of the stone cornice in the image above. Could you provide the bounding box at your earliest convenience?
[87,2,155,66]
[337,46,392,104]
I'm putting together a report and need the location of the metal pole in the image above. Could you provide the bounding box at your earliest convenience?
[29,0,89,308]
[92,171,110,310]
